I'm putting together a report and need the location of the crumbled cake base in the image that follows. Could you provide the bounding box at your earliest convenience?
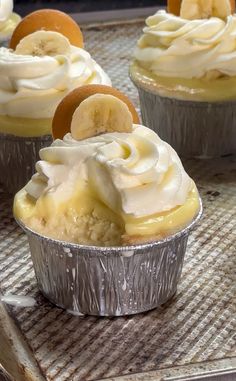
[27,209,124,246]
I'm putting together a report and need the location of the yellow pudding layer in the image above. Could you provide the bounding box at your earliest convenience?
[14,182,200,246]
[124,187,199,238]
[0,115,52,137]
[131,61,236,102]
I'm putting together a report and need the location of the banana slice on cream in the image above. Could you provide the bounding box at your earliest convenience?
[180,0,233,19]
[71,94,133,141]
[15,30,71,57]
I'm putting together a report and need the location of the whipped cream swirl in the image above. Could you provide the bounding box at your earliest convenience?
[134,10,236,79]
[0,46,111,118]
[26,125,193,218]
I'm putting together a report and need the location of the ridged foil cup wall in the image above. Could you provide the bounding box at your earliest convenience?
[130,72,236,158]
[0,133,52,194]
[17,204,202,317]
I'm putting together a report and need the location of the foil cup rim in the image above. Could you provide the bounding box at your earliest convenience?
[15,199,202,253]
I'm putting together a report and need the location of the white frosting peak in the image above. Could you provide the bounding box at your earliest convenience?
[134,10,236,79]
[0,0,13,23]
[26,125,193,218]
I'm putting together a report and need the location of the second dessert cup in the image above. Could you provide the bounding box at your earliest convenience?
[14,85,202,316]
[130,1,236,158]
[17,202,202,316]
[0,9,111,194]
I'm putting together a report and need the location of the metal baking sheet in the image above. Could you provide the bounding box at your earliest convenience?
[0,20,236,381]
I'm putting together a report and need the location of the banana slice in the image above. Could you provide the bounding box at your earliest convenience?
[71,94,133,141]
[180,0,232,20]
[15,30,71,57]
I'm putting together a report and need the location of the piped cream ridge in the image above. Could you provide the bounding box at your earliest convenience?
[134,10,236,81]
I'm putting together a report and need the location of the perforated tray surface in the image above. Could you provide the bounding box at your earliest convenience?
[0,21,236,381]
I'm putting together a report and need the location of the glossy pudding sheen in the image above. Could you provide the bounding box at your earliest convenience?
[14,125,200,246]
[133,10,236,101]
[130,61,236,102]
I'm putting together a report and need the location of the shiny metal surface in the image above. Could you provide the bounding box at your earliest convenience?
[16,203,202,316]
[0,366,14,381]
[130,72,236,158]
[0,133,52,194]
[0,302,46,381]
[165,372,236,381]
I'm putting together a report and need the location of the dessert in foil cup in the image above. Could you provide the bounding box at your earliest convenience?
[0,9,111,193]
[130,1,236,158]
[14,85,202,316]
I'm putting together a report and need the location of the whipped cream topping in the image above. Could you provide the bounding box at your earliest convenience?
[134,10,236,79]
[0,46,111,118]
[25,125,193,218]
[0,0,20,42]
[0,0,13,22]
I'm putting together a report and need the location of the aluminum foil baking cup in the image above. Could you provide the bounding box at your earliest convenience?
[130,72,236,158]
[16,202,202,317]
[0,133,52,194]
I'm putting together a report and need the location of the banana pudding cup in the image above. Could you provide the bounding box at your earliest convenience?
[14,85,202,316]
[130,0,236,158]
[0,0,21,47]
[0,9,111,194]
